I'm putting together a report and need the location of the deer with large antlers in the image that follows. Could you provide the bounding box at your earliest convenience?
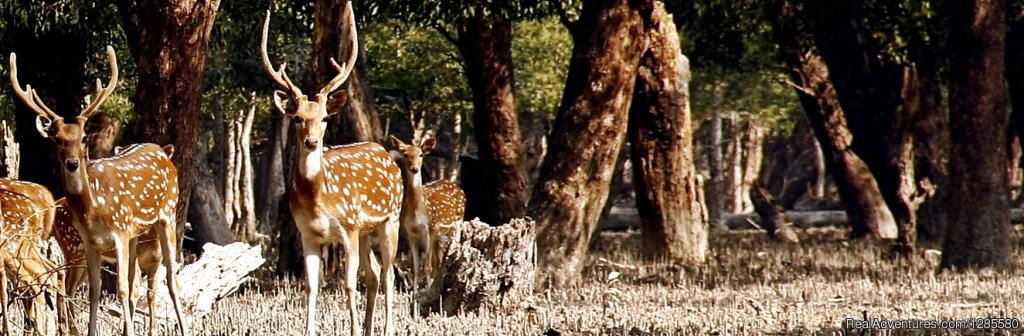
[262,2,402,335]
[389,135,466,299]
[0,178,71,335]
[10,46,187,336]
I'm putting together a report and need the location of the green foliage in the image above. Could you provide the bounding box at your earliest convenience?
[362,0,575,24]
[364,20,470,123]
[0,0,135,125]
[689,69,800,134]
[512,17,571,115]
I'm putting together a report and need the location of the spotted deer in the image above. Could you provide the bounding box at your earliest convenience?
[388,135,466,295]
[0,178,70,335]
[52,197,164,323]
[262,3,402,335]
[10,46,187,336]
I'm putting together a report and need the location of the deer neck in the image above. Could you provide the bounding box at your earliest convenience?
[400,167,427,215]
[62,166,97,217]
[296,146,324,182]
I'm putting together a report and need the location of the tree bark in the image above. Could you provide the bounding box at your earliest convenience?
[707,80,727,231]
[769,2,897,240]
[529,0,646,288]
[7,28,89,197]
[187,133,235,252]
[309,0,383,145]
[802,0,934,252]
[941,0,1011,270]
[123,0,222,249]
[454,12,529,226]
[628,2,707,263]
[749,184,800,243]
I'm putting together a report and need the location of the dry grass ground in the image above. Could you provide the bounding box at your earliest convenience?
[9,227,1024,335]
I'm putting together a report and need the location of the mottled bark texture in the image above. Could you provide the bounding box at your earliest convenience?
[529,0,646,288]
[941,0,1011,270]
[122,0,222,250]
[628,2,707,263]
[455,12,528,226]
[770,2,897,240]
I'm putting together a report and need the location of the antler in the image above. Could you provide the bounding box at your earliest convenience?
[261,10,305,100]
[79,46,120,121]
[9,53,61,122]
[316,0,359,99]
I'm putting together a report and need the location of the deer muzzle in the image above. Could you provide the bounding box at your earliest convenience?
[304,137,320,150]
[65,159,80,172]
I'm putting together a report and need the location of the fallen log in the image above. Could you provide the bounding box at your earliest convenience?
[602,206,1024,230]
[111,242,265,323]
[420,218,535,316]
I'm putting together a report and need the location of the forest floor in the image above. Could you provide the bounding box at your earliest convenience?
[36,227,1024,335]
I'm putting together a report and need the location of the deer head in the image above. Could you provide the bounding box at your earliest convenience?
[9,46,119,194]
[260,2,358,153]
[389,135,435,175]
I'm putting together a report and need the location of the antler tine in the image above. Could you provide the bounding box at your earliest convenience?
[80,46,120,121]
[9,53,61,121]
[317,0,359,98]
[261,10,304,99]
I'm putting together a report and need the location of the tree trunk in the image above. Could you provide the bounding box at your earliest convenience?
[1007,1,1024,206]
[529,0,646,288]
[628,2,706,263]
[941,0,1011,270]
[7,28,89,197]
[123,0,222,248]
[749,184,800,243]
[186,133,235,252]
[803,0,928,251]
[769,2,897,240]
[311,0,383,145]
[256,113,290,235]
[454,12,529,226]
[420,219,535,316]
[707,80,727,231]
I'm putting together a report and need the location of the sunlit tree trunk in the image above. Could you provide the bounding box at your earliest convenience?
[123,0,222,248]
[529,0,646,288]
[628,2,707,262]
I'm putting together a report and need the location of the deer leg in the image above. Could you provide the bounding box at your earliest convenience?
[145,262,159,336]
[84,246,102,336]
[358,234,380,336]
[157,221,187,336]
[407,232,420,313]
[0,263,7,336]
[127,238,139,320]
[114,236,135,336]
[379,217,399,336]
[342,231,360,336]
[300,236,322,336]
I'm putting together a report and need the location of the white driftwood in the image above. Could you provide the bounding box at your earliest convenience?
[420,218,535,316]
[112,242,264,323]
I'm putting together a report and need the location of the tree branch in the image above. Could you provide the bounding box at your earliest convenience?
[434,23,459,45]
[779,78,816,97]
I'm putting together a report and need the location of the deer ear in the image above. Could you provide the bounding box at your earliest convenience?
[272,90,289,114]
[326,90,348,116]
[161,145,175,158]
[388,135,405,149]
[35,116,53,139]
[421,137,436,153]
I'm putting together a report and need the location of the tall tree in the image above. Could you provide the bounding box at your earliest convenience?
[941,0,1010,270]
[120,0,222,246]
[529,0,646,288]
[311,0,383,145]
[768,0,898,240]
[628,2,707,262]
[451,11,528,225]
